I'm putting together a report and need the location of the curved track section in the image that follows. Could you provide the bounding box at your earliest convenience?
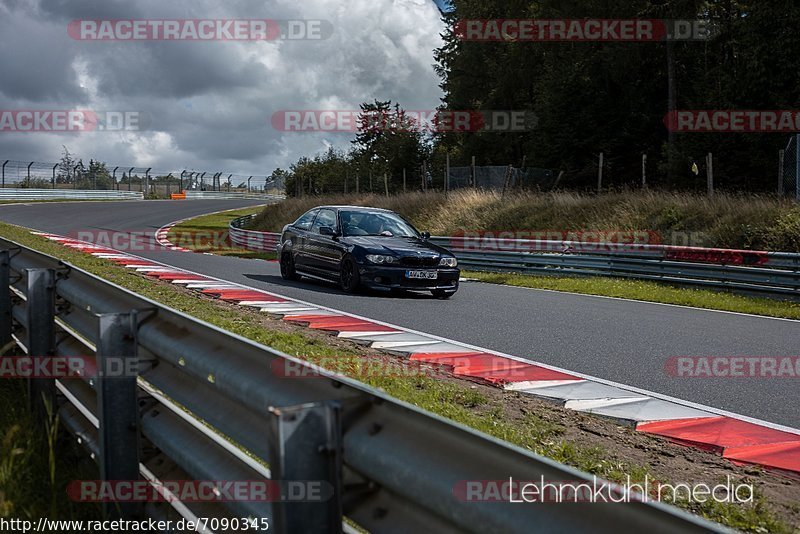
[1,200,799,428]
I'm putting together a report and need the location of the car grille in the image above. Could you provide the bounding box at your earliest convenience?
[400,256,439,267]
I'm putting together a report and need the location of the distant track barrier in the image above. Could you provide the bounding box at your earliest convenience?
[178,191,285,201]
[0,188,143,201]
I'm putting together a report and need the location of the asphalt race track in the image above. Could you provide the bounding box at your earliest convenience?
[2,200,799,428]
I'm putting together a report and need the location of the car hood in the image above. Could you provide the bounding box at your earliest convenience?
[344,236,452,256]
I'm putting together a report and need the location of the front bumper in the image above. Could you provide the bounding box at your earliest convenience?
[359,265,460,291]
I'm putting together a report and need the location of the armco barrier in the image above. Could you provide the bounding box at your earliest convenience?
[182,191,284,200]
[230,214,281,252]
[227,216,800,297]
[434,236,800,297]
[0,236,722,533]
[0,188,143,201]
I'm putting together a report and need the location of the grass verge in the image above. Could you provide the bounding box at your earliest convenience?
[166,206,276,260]
[0,221,796,531]
[465,271,800,320]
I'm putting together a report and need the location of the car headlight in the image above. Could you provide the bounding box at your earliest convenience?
[366,254,398,264]
[439,256,458,267]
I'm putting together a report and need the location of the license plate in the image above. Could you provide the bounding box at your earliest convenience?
[406,270,437,280]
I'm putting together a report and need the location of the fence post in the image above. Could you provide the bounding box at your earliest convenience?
[778,150,785,196]
[553,170,564,190]
[248,176,252,193]
[597,152,604,193]
[0,250,10,347]
[112,167,118,191]
[1,160,7,188]
[445,152,450,197]
[355,173,359,194]
[128,167,134,191]
[403,168,406,193]
[706,152,714,198]
[471,156,476,187]
[145,168,151,195]
[501,164,512,199]
[384,173,389,197]
[52,164,58,189]
[642,154,647,189]
[267,402,342,533]
[796,133,800,201]
[25,268,56,413]
[96,311,142,520]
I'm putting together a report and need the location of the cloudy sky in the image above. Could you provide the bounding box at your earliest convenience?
[0,0,446,178]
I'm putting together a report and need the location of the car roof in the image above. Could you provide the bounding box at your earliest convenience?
[315,205,393,213]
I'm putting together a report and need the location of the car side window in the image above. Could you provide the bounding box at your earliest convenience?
[293,209,318,231]
[310,209,337,234]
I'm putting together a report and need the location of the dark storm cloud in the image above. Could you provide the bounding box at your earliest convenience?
[0,8,86,102]
[0,0,445,175]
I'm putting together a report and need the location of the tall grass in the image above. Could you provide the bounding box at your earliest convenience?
[0,347,100,521]
[248,190,800,251]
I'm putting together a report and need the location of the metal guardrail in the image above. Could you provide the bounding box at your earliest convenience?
[230,214,281,252]
[183,191,285,201]
[432,236,800,297]
[0,237,721,533]
[228,216,800,297]
[0,188,144,201]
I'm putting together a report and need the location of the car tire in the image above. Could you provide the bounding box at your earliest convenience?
[340,256,360,293]
[280,251,299,281]
[431,289,456,299]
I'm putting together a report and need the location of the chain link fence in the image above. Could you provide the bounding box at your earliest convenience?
[781,136,800,200]
[448,166,555,191]
[0,159,285,198]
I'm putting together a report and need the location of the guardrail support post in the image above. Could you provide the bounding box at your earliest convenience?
[96,311,142,520]
[0,250,11,346]
[268,401,343,534]
[25,268,56,413]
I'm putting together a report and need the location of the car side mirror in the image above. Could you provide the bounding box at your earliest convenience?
[421,231,431,240]
[320,226,338,237]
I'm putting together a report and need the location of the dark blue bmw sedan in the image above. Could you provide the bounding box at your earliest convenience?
[276,206,459,298]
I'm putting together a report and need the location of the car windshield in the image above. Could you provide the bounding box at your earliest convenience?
[339,210,419,238]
